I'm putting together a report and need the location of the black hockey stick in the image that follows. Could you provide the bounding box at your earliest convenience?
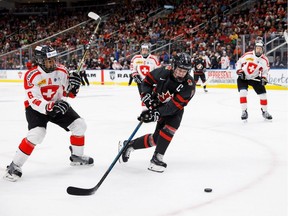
[67,121,143,196]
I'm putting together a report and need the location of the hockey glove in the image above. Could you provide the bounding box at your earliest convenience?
[131,72,142,84]
[141,93,159,110]
[236,69,245,80]
[68,72,81,95]
[261,77,268,86]
[128,74,133,86]
[46,100,70,118]
[138,109,160,123]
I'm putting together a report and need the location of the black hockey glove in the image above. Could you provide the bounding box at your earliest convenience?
[131,72,142,84]
[261,77,268,86]
[138,109,160,123]
[128,73,133,86]
[141,93,160,110]
[68,72,81,95]
[236,69,245,80]
[46,100,70,118]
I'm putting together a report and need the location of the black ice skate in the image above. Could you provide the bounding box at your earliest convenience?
[241,110,248,121]
[69,146,94,166]
[4,162,22,182]
[261,108,272,120]
[118,140,134,163]
[148,152,167,173]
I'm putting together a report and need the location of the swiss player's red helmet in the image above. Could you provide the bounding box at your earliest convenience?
[34,45,58,73]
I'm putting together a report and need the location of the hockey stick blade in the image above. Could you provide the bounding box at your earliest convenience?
[67,185,98,196]
[88,12,100,21]
[66,121,143,196]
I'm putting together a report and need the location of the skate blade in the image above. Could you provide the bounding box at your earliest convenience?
[70,162,94,167]
[3,173,20,182]
[148,163,165,173]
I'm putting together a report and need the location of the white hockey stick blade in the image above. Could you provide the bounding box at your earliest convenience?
[88,12,100,21]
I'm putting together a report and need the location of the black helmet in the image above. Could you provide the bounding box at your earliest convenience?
[34,45,58,73]
[173,52,192,71]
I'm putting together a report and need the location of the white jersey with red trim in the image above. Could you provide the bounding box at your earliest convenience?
[130,54,160,79]
[23,64,70,115]
[236,51,270,80]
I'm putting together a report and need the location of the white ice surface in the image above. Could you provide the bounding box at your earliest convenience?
[0,83,287,216]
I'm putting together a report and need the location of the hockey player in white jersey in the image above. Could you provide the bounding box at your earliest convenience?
[235,37,272,121]
[4,45,94,182]
[129,43,160,93]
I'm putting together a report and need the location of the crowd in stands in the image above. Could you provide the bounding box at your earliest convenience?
[0,0,287,70]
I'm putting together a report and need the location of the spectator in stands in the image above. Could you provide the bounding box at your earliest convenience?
[271,56,285,68]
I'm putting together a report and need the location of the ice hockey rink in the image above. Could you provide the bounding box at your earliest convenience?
[0,83,287,216]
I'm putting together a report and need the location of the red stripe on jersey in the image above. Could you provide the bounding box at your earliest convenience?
[145,72,157,84]
[159,130,172,142]
[55,66,69,75]
[148,55,160,66]
[171,98,184,110]
[24,69,41,89]
[70,135,85,146]
[240,51,253,59]
[260,99,267,105]
[175,94,189,103]
[260,56,270,68]
[19,138,35,155]
[240,97,247,103]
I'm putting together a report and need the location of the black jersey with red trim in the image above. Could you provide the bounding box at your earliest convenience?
[141,66,196,117]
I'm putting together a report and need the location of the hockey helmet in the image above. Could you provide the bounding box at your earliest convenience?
[34,45,58,73]
[254,37,264,57]
[172,52,192,82]
[140,43,151,58]
[173,52,192,71]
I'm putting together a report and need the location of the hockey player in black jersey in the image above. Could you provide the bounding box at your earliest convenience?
[119,52,196,173]
[192,53,208,92]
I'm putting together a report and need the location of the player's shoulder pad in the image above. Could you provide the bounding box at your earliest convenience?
[25,68,41,83]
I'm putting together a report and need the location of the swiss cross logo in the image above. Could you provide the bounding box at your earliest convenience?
[40,86,59,101]
[246,62,258,74]
[138,65,150,76]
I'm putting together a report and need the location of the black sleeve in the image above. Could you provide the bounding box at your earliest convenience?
[158,79,196,117]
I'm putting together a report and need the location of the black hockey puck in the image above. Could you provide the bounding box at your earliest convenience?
[204,188,212,193]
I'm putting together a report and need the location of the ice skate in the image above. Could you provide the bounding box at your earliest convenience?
[69,146,94,166]
[3,162,22,182]
[204,88,208,93]
[241,110,248,121]
[261,108,272,120]
[148,152,167,173]
[118,140,134,163]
